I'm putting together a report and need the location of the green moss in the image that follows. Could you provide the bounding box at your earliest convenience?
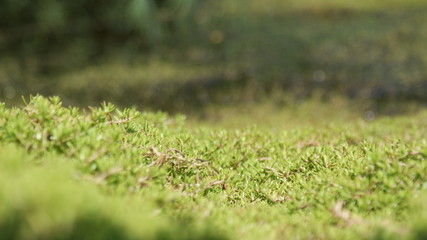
[0,96,426,239]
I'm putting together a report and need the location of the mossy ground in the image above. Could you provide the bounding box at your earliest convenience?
[1,96,426,239]
[2,1,427,239]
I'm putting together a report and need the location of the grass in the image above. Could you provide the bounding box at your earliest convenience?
[1,96,426,239]
[2,1,427,239]
[2,0,427,111]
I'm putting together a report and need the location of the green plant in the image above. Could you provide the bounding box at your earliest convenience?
[0,96,426,239]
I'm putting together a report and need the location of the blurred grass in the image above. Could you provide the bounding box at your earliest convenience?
[1,0,427,115]
[187,96,423,130]
[0,144,226,240]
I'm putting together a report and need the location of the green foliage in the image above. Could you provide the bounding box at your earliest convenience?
[0,0,198,56]
[205,0,427,101]
[3,0,427,111]
[0,96,426,239]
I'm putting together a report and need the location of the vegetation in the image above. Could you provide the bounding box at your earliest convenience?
[0,0,197,52]
[2,0,427,112]
[1,1,427,239]
[0,96,426,239]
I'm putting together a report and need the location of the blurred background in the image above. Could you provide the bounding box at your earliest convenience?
[1,0,427,121]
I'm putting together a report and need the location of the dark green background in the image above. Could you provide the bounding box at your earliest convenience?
[1,0,427,113]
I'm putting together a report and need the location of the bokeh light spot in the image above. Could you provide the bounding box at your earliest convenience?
[209,30,224,44]
[4,86,16,99]
[313,70,326,82]
[364,110,375,122]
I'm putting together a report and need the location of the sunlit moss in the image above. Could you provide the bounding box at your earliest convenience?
[0,96,426,239]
